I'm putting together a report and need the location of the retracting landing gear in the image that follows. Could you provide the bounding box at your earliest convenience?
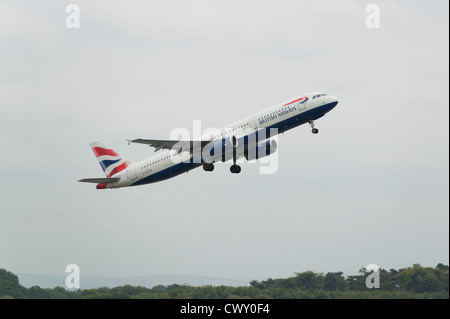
[203,163,214,172]
[309,120,319,134]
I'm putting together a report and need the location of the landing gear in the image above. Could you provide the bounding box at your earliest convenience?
[230,142,241,174]
[309,120,319,134]
[203,163,214,172]
[230,164,241,174]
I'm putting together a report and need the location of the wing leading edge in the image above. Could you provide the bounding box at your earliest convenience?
[127,139,212,153]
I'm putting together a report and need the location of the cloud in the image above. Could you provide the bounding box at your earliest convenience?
[0,0,448,278]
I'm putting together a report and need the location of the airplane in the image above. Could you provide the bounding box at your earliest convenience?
[79,92,338,189]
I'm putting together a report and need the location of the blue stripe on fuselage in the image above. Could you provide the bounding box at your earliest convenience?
[131,162,202,186]
[130,102,337,186]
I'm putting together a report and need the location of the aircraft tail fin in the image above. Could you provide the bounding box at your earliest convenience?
[89,141,131,178]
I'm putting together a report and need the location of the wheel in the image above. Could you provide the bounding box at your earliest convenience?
[203,163,214,172]
[230,164,241,174]
[312,128,319,134]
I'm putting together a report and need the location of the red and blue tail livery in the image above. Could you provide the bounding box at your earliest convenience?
[90,141,130,178]
[81,142,132,189]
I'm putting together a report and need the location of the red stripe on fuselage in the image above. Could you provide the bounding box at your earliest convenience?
[107,161,130,178]
[92,147,120,158]
[283,97,306,106]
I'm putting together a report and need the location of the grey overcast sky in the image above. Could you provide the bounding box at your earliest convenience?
[0,0,448,281]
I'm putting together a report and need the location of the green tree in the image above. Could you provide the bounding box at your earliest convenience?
[293,271,324,290]
[346,274,365,291]
[1,264,448,299]
[324,272,347,291]
[0,268,26,299]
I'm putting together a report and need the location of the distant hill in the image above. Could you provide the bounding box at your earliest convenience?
[17,273,251,290]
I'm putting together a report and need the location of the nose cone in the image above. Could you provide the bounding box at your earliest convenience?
[327,95,339,109]
[328,95,338,104]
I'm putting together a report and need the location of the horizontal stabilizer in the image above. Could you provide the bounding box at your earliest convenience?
[78,177,120,183]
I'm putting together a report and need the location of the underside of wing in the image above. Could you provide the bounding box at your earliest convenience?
[78,177,120,183]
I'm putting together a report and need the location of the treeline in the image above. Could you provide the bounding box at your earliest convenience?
[1,263,448,299]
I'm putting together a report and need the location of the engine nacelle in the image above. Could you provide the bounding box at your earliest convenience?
[207,136,239,160]
[245,139,277,161]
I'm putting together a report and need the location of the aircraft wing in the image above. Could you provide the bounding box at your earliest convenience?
[78,177,120,183]
[127,139,212,152]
